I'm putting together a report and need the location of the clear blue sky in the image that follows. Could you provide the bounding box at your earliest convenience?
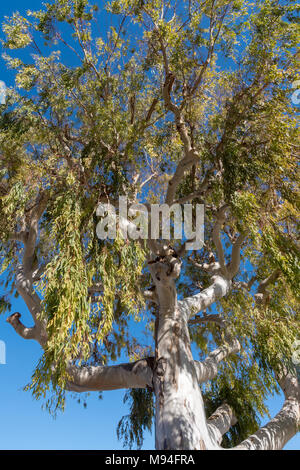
[0,0,298,451]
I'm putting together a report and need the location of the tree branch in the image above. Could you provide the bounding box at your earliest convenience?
[234,371,300,450]
[6,313,38,341]
[8,231,27,243]
[174,169,214,204]
[179,275,231,320]
[23,191,49,274]
[144,289,159,305]
[7,193,49,346]
[207,403,237,445]
[227,233,247,279]
[66,358,154,393]
[253,269,281,306]
[194,339,241,384]
[188,313,224,327]
[212,205,228,275]
[160,63,199,206]
[15,267,42,323]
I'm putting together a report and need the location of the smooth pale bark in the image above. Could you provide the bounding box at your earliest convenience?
[6,313,38,341]
[15,266,47,347]
[212,206,228,275]
[178,232,246,322]
[195,339,241,384]
[178,275,231,320]
[153,302,219,450]
[150,258,219,450]
[234,398,300,450]
[66,359,153,392]
[207,404,237,445]
[234,373,300,450]
[15,267,42,322]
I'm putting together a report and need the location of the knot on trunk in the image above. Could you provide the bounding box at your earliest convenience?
[155,357,167,377]
[148,249,182,284]
[7,312,21,327]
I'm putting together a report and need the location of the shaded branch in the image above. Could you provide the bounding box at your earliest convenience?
[66,358,154,393]
[8,231,27,243]
[23,191,49,273]
[207,403,237,445]
[253,269,281,306]
[195,339,241,384]
[6,313,38,341]
[179,275,231,320]
[174,169,214,205]
[144,289,159,305]
[227,233,247,279]
[188,313,224,327]
[212,205,228,275]
[234,371,300,450]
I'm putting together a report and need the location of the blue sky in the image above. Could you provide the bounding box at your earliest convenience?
[0,0,299,451]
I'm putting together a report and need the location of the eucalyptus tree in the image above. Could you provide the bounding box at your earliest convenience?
[0,0,299,450]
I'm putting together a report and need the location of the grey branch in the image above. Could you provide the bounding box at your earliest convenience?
[66,359,154,392]
[8,193,50,345]
[188,313,225,327]
[8,231,27,243]
[6,313,38,341]
[207,404,237,445]
[144,289,159,304]
[174,171,212,204]
[227,233,247,278]
[180,221,247,320]
[234,371,300,450]
[195,339,241,384]
[179,275,232,320]
[212,205,228,275]
[23,191,49,273]
[15,266,47,345]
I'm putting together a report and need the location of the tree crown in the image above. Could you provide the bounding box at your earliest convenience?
[0,0,299,448]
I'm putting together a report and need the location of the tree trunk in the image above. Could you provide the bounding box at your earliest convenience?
[152,274,218,450]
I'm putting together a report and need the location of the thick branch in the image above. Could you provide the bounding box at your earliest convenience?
[257,270,280,294]
[227,233,247,278]
[144,289,159,304]
[188,313,224,327]
[66,359,154,393]
[179,275,231,320]
[23,192,49,273]
[7,196,49,346]
[8,192,49,342]
[174,169,214,205]
[234,372,300,450]
[162,70,191,149]
[165,151,199,206]
[15,268,42,321]
[254,269,281,304]
[8,231,27,243]
[6,313,38,341]
[212,205,228,275]
[207,404,237,445]
[14,266,47,346]
[194,339,241,384]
